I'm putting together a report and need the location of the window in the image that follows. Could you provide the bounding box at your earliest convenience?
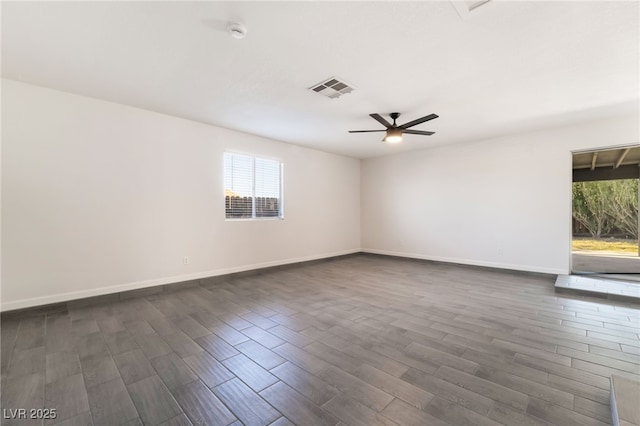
[224,153,283,219]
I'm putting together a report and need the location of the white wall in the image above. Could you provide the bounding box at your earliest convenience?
[3,79,638,311]
[361,115,639,275]
[1,79,361,310]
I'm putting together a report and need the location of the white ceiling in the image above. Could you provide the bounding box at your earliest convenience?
[2,1,638,159]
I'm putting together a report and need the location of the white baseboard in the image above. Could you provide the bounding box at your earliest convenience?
[361,248,567,275]
[2,248,564,312]
[1,248,361,312]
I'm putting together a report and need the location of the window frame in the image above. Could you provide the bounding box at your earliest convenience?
[223,152,284,221]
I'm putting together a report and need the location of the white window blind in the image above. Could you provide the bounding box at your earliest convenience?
[224,153,283,219]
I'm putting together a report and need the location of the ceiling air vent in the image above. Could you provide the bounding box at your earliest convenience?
[451,0,491,19]
[309,77,355,99]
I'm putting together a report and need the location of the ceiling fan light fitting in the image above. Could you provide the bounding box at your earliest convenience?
[349,112,437,143]
[384,128,403,143]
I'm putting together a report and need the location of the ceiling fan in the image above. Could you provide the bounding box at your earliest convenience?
[349,112,438,143]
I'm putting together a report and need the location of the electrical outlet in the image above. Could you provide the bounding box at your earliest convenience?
[497,247,504,256]
[183,256,190,265]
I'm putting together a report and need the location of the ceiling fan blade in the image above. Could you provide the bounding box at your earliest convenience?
[403,129,435,136]
[399,113,439,129]
[369,113,392,128]
[348,130,387,133]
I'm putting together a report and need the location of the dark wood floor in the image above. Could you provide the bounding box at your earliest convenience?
[1,254,639,426]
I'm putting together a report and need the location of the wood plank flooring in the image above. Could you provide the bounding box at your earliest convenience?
[1,254,639,425]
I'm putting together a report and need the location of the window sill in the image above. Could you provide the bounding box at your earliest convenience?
[225,217,284,222]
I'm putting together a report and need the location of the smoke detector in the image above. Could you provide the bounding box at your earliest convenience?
[227,23,247,39]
